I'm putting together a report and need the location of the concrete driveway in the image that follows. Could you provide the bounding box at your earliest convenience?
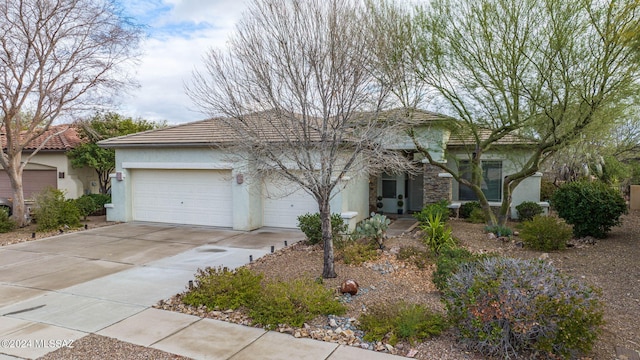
[0,222,305,359]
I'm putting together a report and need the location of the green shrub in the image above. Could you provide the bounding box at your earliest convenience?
[460,201,481,219]
[432,246,485,292]
[297,213,347,245]
[484,224,513,237]
[396,246,431,269]
[540,178,557,202]
[250,278,346,329]
[552,181,627,238]
[444,257,604,359]
[467,208,486,223]
[520,215,573,251]
[359,302,447,345]
[73,195,98,220]
[414,200,449,224]
[354,214,390,249]
[182,267,263,310]
[86,193,111,214]
[341,241,379,265]
[515,201,543,221]
[32,187,81,231]
[183,267,345,330]
[0,208,16,233]
[420,213,456,255]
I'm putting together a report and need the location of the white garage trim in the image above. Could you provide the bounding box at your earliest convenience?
[263,179,318,228]
[131,169,233,227]
[123,162,233,169]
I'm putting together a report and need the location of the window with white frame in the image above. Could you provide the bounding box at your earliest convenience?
[458,160,502,202]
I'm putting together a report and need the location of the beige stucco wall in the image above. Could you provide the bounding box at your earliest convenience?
[107,147,369,231]
[6,152,99,199]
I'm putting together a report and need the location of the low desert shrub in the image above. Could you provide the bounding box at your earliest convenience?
[468,208,486,224]
[250,278,346,329]
[297,213,347,245]
[444,257,604,359]
[414,200,450,224]
[520,215,573,251]
[460,201,481,219]
[420,213,456,255]
[32,187,81,231]
[396,246,431,269]
[484,224,513,237]
[182,267,263,310]
[359,302,447,345]
[552,180,627,238]
[432,246,485,292]
[341,241,378,265]
[183,267,345,330]
[0,207,16,233]
[354,214,390,249]
[515,201,543,221]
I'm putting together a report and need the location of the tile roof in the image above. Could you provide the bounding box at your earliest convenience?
[447,128,536,147]
[1,125,82,151]
[97,108,534,148]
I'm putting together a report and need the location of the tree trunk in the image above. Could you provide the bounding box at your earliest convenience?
[5,157,28,227]
[320,199,336,279]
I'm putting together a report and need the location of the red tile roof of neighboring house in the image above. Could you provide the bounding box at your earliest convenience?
[1,125,83,151]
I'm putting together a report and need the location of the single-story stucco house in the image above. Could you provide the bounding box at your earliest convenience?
[98,110,543,231]
[0,125,100,200]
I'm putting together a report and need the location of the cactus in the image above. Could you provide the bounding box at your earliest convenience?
[355,214,391,249]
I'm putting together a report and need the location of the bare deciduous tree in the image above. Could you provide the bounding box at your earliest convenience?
[0,0,142,225]
[188,0,411,278]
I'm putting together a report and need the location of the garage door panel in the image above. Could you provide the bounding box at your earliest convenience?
[0,170,57,199]
[263,180,317,228]
[132,169,232,227]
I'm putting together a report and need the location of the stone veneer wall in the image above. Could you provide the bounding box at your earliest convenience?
[423,163,452,204]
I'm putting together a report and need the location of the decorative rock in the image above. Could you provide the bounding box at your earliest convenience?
[498,236,510,242]
[340,279,359,295]
[406,349,419,358]
[539,253,549,261]
[488,233,497,239]
[513,231,519,236]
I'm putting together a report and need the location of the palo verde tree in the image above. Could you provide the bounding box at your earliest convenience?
[0,0,142,226]
[187,0,411,278]
[377,0,640,226]
[68,112,164,194]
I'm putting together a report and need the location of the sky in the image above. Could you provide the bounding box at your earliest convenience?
[114,0,249,124]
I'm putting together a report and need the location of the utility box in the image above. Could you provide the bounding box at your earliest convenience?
[630,185,640,210]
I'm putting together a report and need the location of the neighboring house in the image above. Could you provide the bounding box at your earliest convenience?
[0,125,100,200]
[99,110,543,230]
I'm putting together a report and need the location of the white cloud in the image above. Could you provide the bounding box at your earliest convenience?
[116,0,249,124]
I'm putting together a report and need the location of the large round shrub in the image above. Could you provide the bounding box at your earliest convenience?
[296,212,346,245]
[552,181,626,238]
[520,215,573,251]
[515,201,543,221]
[444,257,603,359]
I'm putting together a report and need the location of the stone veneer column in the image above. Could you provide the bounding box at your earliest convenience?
[422,163,452,204]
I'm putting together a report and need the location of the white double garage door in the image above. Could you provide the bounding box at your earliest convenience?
[131,169,317,228]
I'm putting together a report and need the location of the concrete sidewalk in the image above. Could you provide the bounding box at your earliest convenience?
[0,223,405,360]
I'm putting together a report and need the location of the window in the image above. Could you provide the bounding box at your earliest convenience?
[381,173,397,198]
[459,161,502,202]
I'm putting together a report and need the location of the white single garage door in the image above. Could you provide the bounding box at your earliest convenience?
[263,179,318,228]
[132,169,233,227]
